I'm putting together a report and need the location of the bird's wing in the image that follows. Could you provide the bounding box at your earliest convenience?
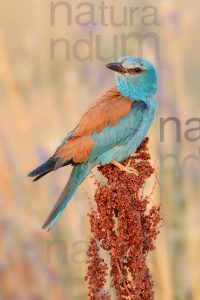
[29,88,148,181]
[88,100,147,161]
[53,88,132,165]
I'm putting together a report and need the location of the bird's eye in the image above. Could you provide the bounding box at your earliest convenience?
[134,67,142,73]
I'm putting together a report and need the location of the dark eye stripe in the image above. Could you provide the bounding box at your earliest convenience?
[127,67,143,74]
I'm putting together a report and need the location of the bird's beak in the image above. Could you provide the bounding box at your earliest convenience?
[106,62,124,73]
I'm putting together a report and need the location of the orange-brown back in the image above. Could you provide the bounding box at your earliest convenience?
[54,88,132,164]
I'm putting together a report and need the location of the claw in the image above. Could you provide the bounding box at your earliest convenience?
[112,160,136,174]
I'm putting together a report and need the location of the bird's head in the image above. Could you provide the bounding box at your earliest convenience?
[106,56,157,101]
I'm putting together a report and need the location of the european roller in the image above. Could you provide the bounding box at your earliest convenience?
[28,56,157,230]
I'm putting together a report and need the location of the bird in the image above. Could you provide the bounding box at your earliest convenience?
[28,56,157,231]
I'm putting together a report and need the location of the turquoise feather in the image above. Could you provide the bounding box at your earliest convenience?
[29,56,157,230]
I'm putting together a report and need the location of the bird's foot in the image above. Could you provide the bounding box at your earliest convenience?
[111,160,136,174]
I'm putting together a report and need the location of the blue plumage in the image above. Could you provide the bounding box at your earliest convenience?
[42,162,92,230]
[29,56,157,230]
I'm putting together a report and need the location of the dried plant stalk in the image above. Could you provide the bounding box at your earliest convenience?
[85,138,161,300]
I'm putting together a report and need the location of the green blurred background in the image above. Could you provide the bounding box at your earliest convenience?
[0,0,200,299]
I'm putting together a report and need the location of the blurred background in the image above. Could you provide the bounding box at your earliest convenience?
[0,0,200,299]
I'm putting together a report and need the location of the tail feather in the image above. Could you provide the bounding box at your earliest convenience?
[42,163,92,231]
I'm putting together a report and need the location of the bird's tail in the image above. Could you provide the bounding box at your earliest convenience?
[42,162,92,231]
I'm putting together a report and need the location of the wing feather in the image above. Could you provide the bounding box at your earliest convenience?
[53,88,132,164]
[89,101,147,160]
